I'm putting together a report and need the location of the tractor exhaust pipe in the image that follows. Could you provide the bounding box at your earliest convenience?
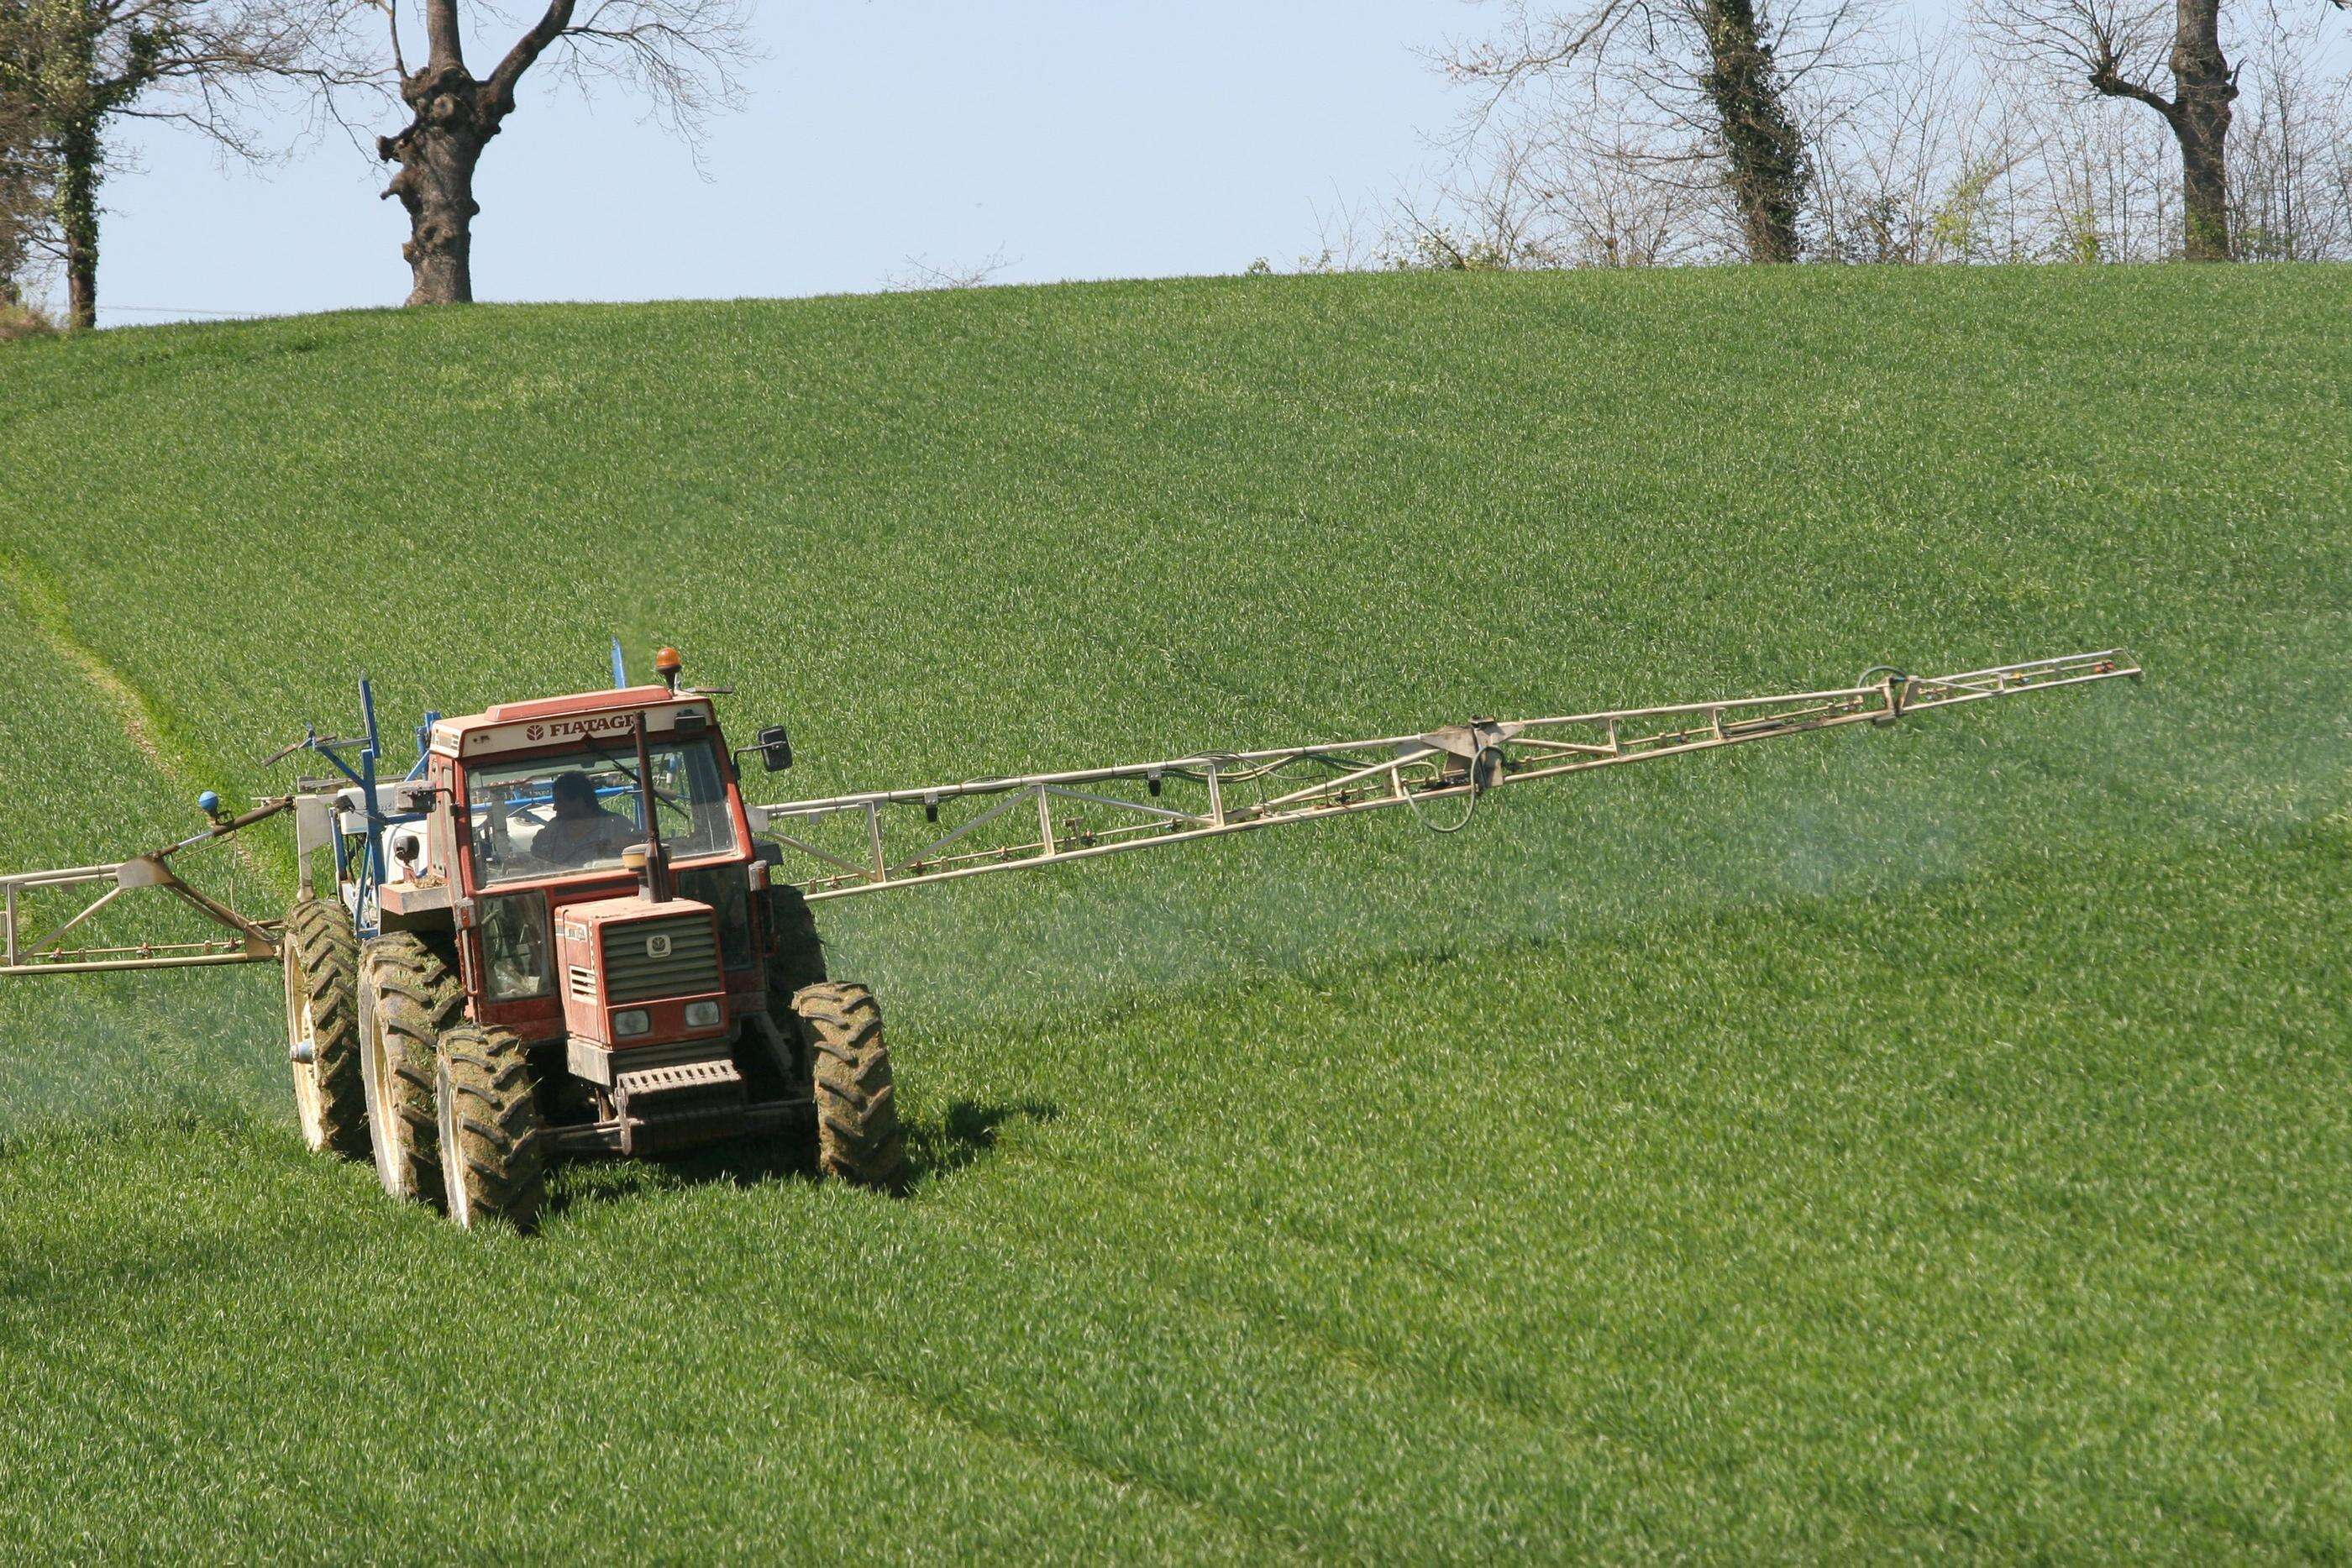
[621,846,659,902]
[631,712,672,902]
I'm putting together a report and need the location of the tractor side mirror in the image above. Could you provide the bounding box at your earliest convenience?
[753,725,792,773]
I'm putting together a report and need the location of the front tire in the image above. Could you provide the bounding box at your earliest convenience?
[283,896,366,1157]
[789,982,906,1192]
[434,1024,546,1231]
[359,932,461,1204]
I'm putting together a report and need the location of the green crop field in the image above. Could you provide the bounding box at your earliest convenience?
[1,267,2346,1559]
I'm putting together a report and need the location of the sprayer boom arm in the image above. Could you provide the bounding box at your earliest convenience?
[0,796,293,974]
[754,650,2139,903]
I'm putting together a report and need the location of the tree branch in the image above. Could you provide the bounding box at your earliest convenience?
[2090,60,2180,120]
[423,0,465,71]
[484,0,576,112]
[383,0,408,81]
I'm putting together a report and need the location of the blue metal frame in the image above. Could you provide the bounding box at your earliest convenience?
[405,711,441,781]
[302,677,432,939]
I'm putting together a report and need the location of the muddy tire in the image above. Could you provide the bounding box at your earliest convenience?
[790,982,905,1192]
[359,932,461,1204]
[433,1024,546,1232]
[283,896,367,1157]
[764,884,827,998]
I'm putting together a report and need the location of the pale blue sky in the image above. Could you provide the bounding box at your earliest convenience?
[88,1,1476,324]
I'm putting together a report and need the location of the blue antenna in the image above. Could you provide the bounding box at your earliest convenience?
[611,637,628,689]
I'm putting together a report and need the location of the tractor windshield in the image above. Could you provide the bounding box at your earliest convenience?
[465,740,737,886]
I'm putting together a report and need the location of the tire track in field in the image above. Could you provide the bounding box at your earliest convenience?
[914,1143,1602,1492]
[803,1175,1581,1557]
[0,555,279,887]
[3,1133,1293,1560]
[955,1141,1560,1417]
[769,1332,1319,1560]
[557,1200,1320,1558]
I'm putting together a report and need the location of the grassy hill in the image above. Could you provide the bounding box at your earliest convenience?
[1,267,2347,1558]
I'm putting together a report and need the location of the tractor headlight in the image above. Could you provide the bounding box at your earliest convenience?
[684,1000,722,1029]
[612,1009,652,1038]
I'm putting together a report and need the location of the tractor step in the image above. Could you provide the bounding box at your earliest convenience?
[614,1057,743,1099]
[592,1054,787,1157]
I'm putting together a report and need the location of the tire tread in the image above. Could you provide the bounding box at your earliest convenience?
[284,896,367,1158]
[436,1022,546,1231]
[789,981,905,1192]
[360,931,461,1202]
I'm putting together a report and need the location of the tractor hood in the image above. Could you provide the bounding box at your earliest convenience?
[554,894,729,1047]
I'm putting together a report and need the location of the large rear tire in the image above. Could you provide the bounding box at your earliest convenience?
[359,932,461,1204]
[789,982,905,1192]
[434,1023,546,1232]
[764,884,827,997]
[283,896,366,1158]
[750,884,829,1100]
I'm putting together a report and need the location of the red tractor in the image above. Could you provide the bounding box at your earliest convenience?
[277,649,898,1229]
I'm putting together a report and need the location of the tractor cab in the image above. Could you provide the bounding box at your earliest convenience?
[408,681,764,1070]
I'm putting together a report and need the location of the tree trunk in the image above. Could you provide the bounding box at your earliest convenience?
[2171,0,2235,260]
[47,10,103,331]
[1699,0,1806,263]
[2176,118,2229,260]
[55,114,98,328]
[377,65,494,305]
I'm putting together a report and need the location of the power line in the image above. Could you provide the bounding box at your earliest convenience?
[96,304,278,318]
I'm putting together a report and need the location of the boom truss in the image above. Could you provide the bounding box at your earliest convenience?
[0,649,2141,974]
[753,651,2139,902]
[0,798,291,975]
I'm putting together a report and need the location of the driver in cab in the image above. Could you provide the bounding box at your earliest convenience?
[534,772,637,867]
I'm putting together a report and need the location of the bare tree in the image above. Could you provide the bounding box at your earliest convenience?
[1801,33,1988,261]
[2029,70,2181,254]
[1374,118,1720,268]
[1555,139,1722,261]
[2226,0,2352,256]
[1299,186,1392,272]
[1397,0,2344,273]
[885,246,1016,291]
[1799,36,2157,263]
[1436,0,1877,262]
[1804,3,2352,265]
[1386,128,1567,267]
[354,0,753,305]
[1977,0,2253,256]
[0,0,351,327]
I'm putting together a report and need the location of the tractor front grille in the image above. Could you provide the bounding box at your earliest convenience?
[599,912,722,1003]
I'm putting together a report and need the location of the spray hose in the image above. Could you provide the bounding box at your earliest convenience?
[1404,743,1504,835]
